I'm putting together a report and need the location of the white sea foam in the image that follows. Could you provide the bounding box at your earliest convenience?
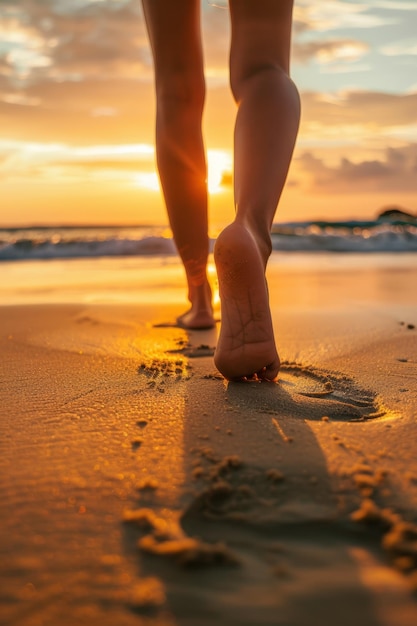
[1,220,417,261]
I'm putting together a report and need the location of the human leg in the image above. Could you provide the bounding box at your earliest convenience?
[214,0,300,380]
[142,0,214,329]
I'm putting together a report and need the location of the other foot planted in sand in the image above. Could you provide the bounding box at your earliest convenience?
[176,281,215,330]
[214,223,280,381]
[176,309,216,330]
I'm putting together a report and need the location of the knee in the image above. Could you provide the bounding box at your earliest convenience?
[156,70,205,116]
[230,63,289,104]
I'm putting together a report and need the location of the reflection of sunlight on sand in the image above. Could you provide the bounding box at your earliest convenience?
[3,272,417,622]
[27,305,191,363]
[2,255,222,308]
[208,261,220,308]
[349,547,417,626]
[1,257,186,305]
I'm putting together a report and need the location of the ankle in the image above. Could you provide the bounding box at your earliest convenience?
[188,278,212,308]
[233,217,272,266]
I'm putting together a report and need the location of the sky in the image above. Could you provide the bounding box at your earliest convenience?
[1,0,416,228]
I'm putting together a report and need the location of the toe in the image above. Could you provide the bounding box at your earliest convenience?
[258,359,280,382]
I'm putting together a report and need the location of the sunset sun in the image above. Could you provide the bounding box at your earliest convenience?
[207,149,232,194]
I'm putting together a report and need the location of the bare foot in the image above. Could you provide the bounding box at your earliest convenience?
[176,281,215,330]
[214,223,280,381]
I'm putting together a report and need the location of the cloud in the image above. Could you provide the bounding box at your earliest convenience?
[2,92,41,106]
[90,106,118,117]
[201,3,230,85]
[366,1,416,11]
[298,143,417,192]
[0,76,156,144]
[319,63,372,75]
[0,0,227,145]
[293,39,369,64]
[1,0,415,162]
[0,6,55,81]
[0,0,150,85]
[49,5,150,80]
[301,90,417,130]
[294,1,397,32]
[380,40,417,56]
[0,138,156,181]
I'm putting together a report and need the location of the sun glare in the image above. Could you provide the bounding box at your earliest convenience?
[134,172,160,191]
[207,150,232,194]
[133,149,232,195]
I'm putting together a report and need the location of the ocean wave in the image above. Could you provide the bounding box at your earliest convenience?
[1,221,417,261]
[271,221,417,253]
[0,235,177,261]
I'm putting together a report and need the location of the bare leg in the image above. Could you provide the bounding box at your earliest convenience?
[214,0,300,380]
[142,0,214,329]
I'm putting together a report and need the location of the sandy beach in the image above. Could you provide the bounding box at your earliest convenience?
[1,254,417,626]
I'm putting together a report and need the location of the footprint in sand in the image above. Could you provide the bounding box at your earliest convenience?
[136,340,215,387]
[167,343,215,358]
[226,362,386,422]
[137,357,192,387]
[153,321,219,330]
[137,353,385,422]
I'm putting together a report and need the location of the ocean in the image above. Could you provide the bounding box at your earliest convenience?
[2,219,416,306]
[1,218,417,262]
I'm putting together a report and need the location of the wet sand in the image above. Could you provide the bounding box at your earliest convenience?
[1,257,417,625]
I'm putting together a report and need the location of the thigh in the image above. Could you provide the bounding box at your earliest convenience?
[229,0,295,88]
[142,0,204,84]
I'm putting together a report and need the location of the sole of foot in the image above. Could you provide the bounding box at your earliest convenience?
[214,222,280,381]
